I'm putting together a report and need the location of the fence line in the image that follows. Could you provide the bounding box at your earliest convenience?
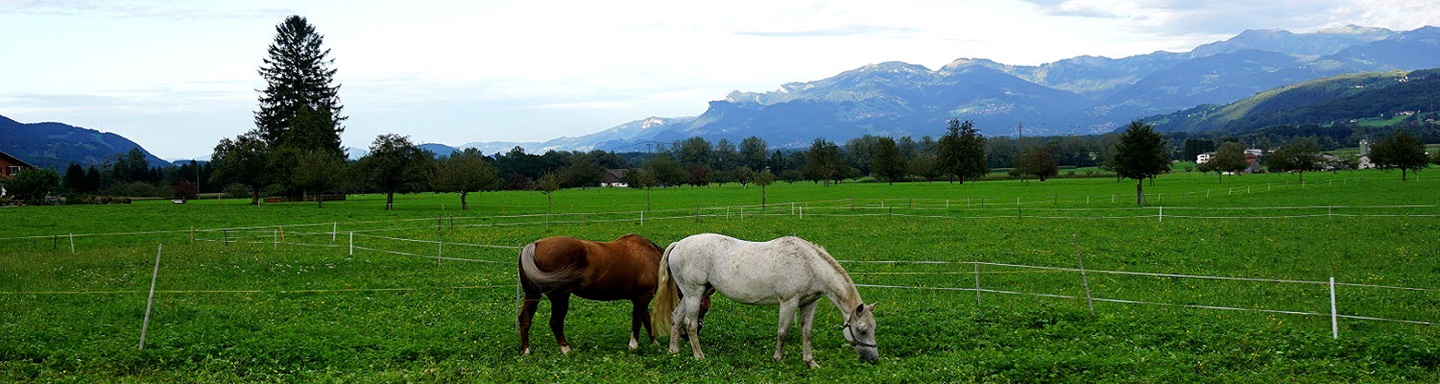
[9,231,1439,336]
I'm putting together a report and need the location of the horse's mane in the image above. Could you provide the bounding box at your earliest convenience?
[791,237,860,305]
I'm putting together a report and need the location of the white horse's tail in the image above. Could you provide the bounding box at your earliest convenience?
[650,242,679,336]
[517,242,584,286]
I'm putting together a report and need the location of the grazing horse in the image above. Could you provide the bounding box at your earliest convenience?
[652,233,878,368]
[517,234,664,355]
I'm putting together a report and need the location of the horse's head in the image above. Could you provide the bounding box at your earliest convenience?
[841,302,879,363]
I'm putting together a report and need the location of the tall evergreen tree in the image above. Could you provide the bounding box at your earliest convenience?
[1111,120,1171,206]
[255,15,345,160]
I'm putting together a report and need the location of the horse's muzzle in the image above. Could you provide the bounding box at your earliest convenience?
[858,347,879,363]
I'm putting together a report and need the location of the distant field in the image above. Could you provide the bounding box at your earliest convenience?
[3,167,1440,382]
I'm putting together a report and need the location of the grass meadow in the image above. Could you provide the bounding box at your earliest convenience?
[3,168,1440,382]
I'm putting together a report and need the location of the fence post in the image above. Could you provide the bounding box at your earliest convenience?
[640,211,645,226]
[1330,276,1339,339]
[1075,234,1094,315]
[1159,206,1163,223]
[349,232,354,256]
[974,261,982,306]
[138,244,162,350]
[70,233,76,254]
[223,230,229,247]
[332,222,337,242]
[437,241,443,267]
[800,206,804,220]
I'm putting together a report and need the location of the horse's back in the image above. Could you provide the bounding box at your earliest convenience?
[667,233,826,305]
[527,234,663,301]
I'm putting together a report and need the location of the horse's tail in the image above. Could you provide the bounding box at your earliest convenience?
[650,242,679,336]
[518,241,584,286]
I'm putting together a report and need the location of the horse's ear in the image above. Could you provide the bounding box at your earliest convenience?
[868,302,878,312]
[855,303,865,315]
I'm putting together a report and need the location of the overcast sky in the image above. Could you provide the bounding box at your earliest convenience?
[2,0,1437,159]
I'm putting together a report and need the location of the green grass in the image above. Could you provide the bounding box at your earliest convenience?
[4,167,1440,382]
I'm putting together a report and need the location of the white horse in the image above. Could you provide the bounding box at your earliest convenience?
[652,233,878,368]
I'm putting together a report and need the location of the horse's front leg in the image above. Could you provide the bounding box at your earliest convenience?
[798,300,820,368]
[774,298,800,362]
[548,293,572,355]
[518,288,543,355]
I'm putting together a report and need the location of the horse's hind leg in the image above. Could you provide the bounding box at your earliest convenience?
[675,293,706,359]
[773,298,800,362]
[630,297,651,350]
[518,288,543,355]
[548,293,573,355]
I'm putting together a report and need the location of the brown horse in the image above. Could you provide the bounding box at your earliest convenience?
[516,233,664,355]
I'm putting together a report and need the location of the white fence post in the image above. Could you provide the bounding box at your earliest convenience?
[332,222,337,242]
[973,261,982,306]
[349,232,354,256]
[1330,276,1339,339]
[69,233,75,254]
[1075,234,1095,314]
[1159,206,1163,223]
[437,241,443,266]
[138,244,162,350]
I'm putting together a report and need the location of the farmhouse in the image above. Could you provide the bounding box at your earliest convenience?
[0,149,35,179]
[600,169,629,187]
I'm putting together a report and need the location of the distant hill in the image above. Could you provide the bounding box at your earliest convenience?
[418,143,459,156]
[457,25,1440,152]
[0,114,169,170]
[1145,68,1440,133]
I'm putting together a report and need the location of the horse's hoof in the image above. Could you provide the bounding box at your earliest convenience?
[806,360,820,369]
[628,339,639,351]
[560,346,571,355]
[521,347,531,356]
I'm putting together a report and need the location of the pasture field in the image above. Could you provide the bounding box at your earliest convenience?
[4,168,1440,382]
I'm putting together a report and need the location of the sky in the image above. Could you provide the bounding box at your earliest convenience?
[2,0,1437,160]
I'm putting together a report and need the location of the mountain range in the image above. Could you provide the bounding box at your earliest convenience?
[459,25,1440,153]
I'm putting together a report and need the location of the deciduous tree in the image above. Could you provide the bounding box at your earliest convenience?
[355,134,431,210]
[1370,130,1429,181]
[1268,137,1322,182]
[210,132,270,205]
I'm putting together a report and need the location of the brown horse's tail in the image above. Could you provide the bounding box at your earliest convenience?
[518,241,584,286]
[650,242,679,336]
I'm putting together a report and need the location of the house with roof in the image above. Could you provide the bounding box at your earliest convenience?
[600,169,630,187]
[0,149,35,179]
